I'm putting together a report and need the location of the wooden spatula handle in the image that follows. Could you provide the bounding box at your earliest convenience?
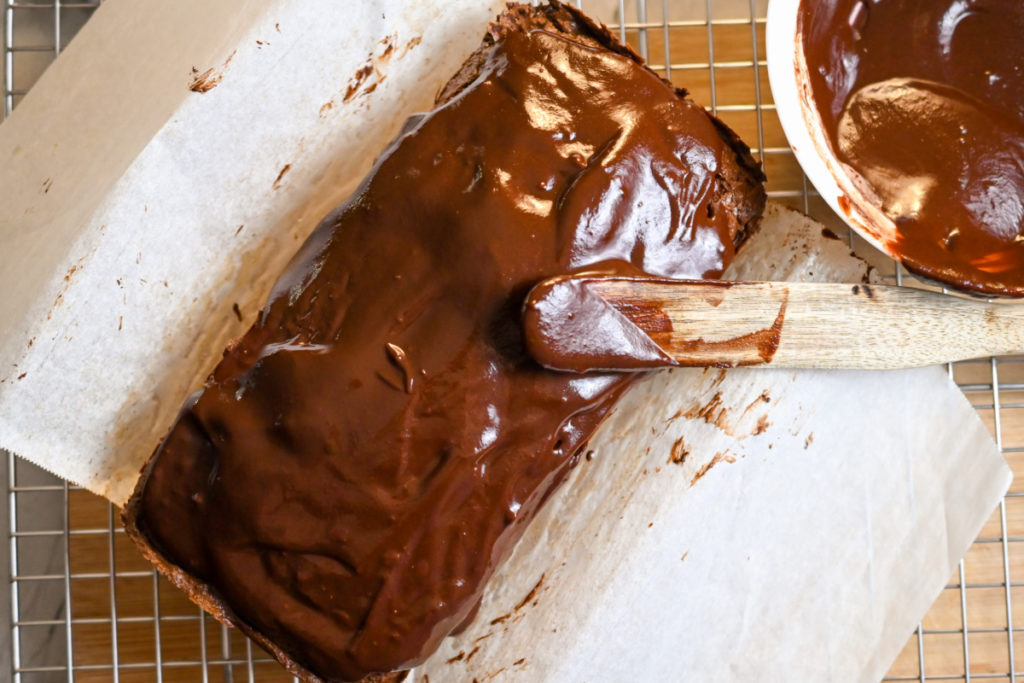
[524,275,1024,371]
[586,279,1024,370]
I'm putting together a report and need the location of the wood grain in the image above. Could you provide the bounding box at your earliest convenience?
[575,279,1024,369]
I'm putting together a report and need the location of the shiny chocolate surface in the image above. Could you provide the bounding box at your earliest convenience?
[801,0,1024,296]
[128,4,765,681]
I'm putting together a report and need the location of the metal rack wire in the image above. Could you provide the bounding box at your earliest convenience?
[2,0,1022,681]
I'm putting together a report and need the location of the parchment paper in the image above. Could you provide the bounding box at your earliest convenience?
[0,0,1010,680]
[414,204,1010,681]
[0,0,518,502]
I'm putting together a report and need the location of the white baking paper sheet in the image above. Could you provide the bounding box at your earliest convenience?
[0,0,1010,680]
[0,0,518,502]
[413,203,1011,681]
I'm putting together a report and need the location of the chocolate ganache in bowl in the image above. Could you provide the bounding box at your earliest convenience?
[771,0,1024,297]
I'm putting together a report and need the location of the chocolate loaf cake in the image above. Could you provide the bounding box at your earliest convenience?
[123,3,766,681]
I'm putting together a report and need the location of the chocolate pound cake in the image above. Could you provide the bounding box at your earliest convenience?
[123,3,766,681]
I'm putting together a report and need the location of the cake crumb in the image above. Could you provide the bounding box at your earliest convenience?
[753,415,771,435]
[685,391,730,432]
[189,67,222,93]
[668,437,689,465]
[272,164,292,190]
[344,62,376,102]
[690,451,730,486]
[514,574,544,612]
[404,35,423,56]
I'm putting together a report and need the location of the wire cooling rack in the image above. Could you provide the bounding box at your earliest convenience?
[3,0,1024,681]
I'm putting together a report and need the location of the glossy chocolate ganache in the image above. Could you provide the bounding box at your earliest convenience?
[801,0,1024,296]
[125,3,765,681]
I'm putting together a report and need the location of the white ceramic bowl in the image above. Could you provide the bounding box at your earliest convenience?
[765,0,907,265]
[765,0,1024,299]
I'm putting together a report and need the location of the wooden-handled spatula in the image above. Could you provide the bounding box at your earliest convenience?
[522,275,1024,373]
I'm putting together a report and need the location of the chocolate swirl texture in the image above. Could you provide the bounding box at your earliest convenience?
[124,3,766,681]
[801,0,1024,296]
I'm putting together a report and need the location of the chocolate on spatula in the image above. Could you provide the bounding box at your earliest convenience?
[522,276,1024,372]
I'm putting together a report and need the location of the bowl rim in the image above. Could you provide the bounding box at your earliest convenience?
[765,0,902,262]
[765,0,1024,298]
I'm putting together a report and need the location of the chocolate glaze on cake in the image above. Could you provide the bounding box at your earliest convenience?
[124,3,765,681]
[801,0,1024,296]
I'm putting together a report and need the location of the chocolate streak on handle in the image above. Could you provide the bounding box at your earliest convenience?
[123,3,766,682]
[658,293,787,368]
[524,276,787,372]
